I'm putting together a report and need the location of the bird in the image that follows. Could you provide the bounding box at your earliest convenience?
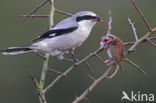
[100,34,124,65]
[0,11,103,63]
[100,34,124,78]
[100,34,147,78]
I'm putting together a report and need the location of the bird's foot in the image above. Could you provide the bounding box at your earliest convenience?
[105,59,113,66]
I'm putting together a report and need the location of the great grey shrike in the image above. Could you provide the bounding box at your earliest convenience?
[1,11,103,61]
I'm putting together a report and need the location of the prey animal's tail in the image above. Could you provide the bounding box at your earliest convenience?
[0,45,34,55]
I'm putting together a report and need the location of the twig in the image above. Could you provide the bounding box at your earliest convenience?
[106,10,112,35]
[38,0,54,103]
[55,9,72,16]
[128,27,156,53]
[84,61,95,74]
[107,65,119,79]
[34,51,46,60]
[128,18,138,41]
[24,0,49,21]
[49,0,54,28]
[48,68,62,75]
[19,8,72,18]
[88,74,96,81]
[129,0,152,32]
[39,53,49,103]
[43,48,103,93]
[20,0,72,19]
[124,36,156,45]
[19,15,49,18]
[29,72,39,88]
[124,58,147,77]
[29,73,45,103]
[73,66,114,103]
[94,54,108,65]
[146,39,156,47]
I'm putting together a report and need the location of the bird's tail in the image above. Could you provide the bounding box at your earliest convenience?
[0,46,33,55]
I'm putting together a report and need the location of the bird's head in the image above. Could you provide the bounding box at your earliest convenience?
[72,11,103,27]
[100,35,114,50]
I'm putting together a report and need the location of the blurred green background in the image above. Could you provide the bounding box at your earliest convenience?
[0,0,156,103]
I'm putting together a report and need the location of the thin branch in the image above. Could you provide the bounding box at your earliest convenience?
[19,15,49,18]
[88,74,96,81]
[49,0,54,28]
[124,36,156,45]
[39,54,49,90]
[128,18,138,41]
[107,65,119,79]
[84,61,95,74]
[94,54,108,65]
[43,48,103,93]
[146,39,156,48]
[29,73,46,103]
[34,51,46,60]
[29,72,39,88]
[73,66,114,103]
[128,27,156,53]
[24,0,49,21]
[38,54,49,103]
[129,0,152,32]
[106,10,112,35]
[38,1,54,103]
[18,8,72,18]
[124,58,147,77]
[55,9,72,16]
[48,68,62,75]
[20,0,72,20]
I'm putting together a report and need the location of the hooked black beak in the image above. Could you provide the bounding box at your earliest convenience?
[96,16,103,22]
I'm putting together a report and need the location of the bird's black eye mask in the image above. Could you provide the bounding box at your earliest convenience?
[76,15,97,22]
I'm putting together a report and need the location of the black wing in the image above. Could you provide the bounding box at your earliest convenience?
[32,26,78,42]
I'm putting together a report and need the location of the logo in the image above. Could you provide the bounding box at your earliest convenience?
[121,91,155,102]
